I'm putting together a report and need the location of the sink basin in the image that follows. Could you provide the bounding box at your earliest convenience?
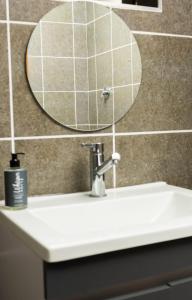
[1,182,192,262]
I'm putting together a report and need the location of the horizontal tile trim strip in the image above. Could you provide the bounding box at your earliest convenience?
[14,133,113,140]
[0,20,191,39]
[0,130,192,142]
[0,21,191,40]
[116,130,192,136]
[133,30,192,39]
[0,138,12,141]
[0,20,37,25]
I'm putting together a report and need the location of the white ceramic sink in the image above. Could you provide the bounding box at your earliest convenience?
[1,182,192,262]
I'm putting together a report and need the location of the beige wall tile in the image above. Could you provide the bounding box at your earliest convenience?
[89,91,97,125]
[0,0,6,20]
[95,15,111,54]
[42,2,72,23]
[0,142,12,200]
[0,24,10,138]
[42,23,73,57]
[88,58,96,90]
[44,92,76,127]
[132,43,142,84]
[74,25,87,58]
[114,0,192,36]
[114,86,132,122]
[87,23,95,57]
[116,35,192,132]
[75,59,89,91]
[15,137,113,196]
[27,57,42,91]
[94,3,110,19]
[112,12,131,48]
[116,134,192,190]
[96,52,112,89]
[113,45,132,86]
[76,92,89,126]
[9,0,59,22]
[44,57,74,91]
[74,1,87,24]
[27,25,41,57]
[86,2,94,23]
[33,92,44,107]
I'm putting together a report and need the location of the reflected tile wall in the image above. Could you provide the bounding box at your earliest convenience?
[1,0,192,200]
[42,23,73,57]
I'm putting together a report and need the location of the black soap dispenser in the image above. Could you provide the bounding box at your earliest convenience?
[4,153,28,209]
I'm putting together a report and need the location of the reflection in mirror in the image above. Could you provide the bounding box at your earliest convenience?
[26,0,142,131]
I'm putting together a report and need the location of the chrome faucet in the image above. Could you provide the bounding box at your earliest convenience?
[81,143,121,197]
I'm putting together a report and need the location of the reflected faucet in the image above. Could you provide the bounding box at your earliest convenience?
[81,143,121,197]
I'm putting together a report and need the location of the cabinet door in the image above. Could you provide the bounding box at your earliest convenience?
[109,285,171,300]
[169,277,192,300]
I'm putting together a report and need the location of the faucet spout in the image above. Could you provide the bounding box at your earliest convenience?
[96,153,121,176]
[81,142,121,197]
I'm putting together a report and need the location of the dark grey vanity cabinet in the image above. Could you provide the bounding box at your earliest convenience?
[44,238,192,300]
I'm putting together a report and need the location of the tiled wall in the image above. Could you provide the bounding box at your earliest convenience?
[0,0,192,200]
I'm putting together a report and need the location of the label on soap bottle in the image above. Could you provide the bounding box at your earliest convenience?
[4,169,27,207]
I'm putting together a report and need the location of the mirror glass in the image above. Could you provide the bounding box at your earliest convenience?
[26,0,142,131]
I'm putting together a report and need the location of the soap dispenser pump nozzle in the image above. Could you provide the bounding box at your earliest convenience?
[10,152,25,168]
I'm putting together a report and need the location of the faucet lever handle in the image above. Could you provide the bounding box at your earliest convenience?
[81,143,95,149]
[81,143,104,153]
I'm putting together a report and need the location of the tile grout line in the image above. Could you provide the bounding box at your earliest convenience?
[93,2,99,128]
[71,0,78,128]
[85,1,90,130]
[132,30,192,39]
[0,138,12,141]
[6,0,15,153]
[0,20,37,25]
[13,133,113,140]
[110,8,116,188]
[1,129,191,142]
[1,129,192,143]
[1,19,192,39]
[116,130,192,136]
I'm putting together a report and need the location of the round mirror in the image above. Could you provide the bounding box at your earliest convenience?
[26,0,142,131]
